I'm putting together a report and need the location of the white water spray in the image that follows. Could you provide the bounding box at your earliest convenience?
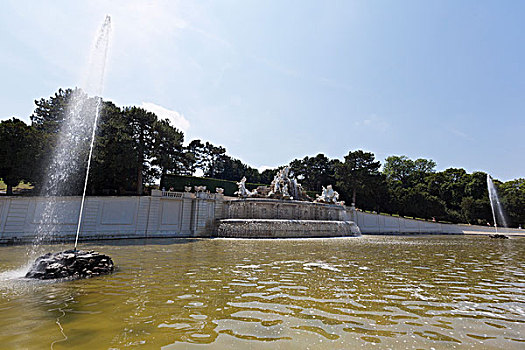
[32,16,112,252]
[74,16,112,249]
[487,174,508,233]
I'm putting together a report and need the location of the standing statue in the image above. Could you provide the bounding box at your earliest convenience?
[282,183,290,198]
[271,177,281,194]
[268,167,289,198]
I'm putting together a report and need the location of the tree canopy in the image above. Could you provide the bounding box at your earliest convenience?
[0,118,40,195]
[335,150,381,206]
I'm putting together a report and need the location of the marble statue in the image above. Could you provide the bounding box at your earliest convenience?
[266,166,311,201]
[194,185,206,193]
[254,186,270,197]
[315,185,343,205]
[235,177,252,198]
[234,167,311,201]
[282,183,290,197]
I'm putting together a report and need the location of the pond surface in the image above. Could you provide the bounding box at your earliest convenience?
[0,236,524,349]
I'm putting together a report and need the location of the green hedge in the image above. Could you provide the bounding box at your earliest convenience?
[306,190,318,199]
[161,174,266,196]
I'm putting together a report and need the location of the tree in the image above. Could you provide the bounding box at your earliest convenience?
[465,171,489,200]
[289,153,338,192]
[335,150,381,206]
[0,118,40,195]
[87,101,136,194]
[461,171,492,224]
[210,155,262,183]
[402,185,447,219]
[151,119,186,177]
[201,142,227,178]
[360,173,390,213]
[125,107,158,195]
[260,168,279,184]
[30,88,79,134]
[426,168,469,211]
[460,196,491,225]
[214,156,245,181]
[383,155,413,184]
[186,140,204,175]
[500,179,525,228]
[383,155,436,187]
[185,139,227,178]
[185,139,206,175]
[29,88,104,195]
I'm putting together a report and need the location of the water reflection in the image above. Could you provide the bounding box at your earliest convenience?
[0,236,524,349]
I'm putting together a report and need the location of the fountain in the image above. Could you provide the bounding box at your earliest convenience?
[487,175,509,239]
[25,16,115,279]
[218,167,360,238]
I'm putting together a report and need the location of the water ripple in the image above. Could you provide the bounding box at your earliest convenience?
[0,236,524,348]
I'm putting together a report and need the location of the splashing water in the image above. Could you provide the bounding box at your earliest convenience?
[487,174,508,233]
[32,16,112,253]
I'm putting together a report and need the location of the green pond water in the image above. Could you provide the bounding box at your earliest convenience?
[0,236,523,349]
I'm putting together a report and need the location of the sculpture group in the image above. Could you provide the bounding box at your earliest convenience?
[235,166,344,205]
[315,185,343,205]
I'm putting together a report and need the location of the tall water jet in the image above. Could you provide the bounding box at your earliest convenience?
[26,16,114,279]
[487,174,508,234]
[74,15,112,250]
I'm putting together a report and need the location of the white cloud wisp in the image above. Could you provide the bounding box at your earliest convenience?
[141,102,190,132]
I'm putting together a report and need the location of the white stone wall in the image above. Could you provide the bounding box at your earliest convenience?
[0,191,224,243]
[352,210,525,236]
[2,194,521,243]
[224,199,345,221]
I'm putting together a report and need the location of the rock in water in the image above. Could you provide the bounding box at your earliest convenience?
[25,249,114,280]
[489,234,509,239]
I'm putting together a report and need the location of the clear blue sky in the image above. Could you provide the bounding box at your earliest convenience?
[1,0,523,181]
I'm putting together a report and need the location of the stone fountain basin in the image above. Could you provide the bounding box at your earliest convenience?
[217,219,361,238]
[25,249,114,280]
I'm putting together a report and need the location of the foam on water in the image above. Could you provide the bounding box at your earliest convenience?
[0,264,31,282]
